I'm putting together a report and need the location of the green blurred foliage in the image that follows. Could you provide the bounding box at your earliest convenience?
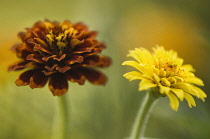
[0,0,210,139]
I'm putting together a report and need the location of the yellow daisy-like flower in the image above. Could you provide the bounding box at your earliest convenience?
[122,46,207,111]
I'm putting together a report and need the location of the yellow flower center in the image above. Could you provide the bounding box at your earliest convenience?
[153,59,185,87]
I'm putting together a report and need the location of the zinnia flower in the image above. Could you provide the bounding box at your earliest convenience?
[122,46,206,111]
[8,20,111,96]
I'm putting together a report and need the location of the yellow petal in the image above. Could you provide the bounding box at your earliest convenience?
[175,57,184,67]
[184,76,204,86]
[172,82,200,98]
[167,92,179,111]
[153,73,160,83]
[170,88,184,101]
[127,49,142,63]
[138,79,157,91]
[140,65,154,78]
[135,48,153,65]
[159,85,170,95]
[182,64,195,72]
[191,85,207,101]
[122,61,143,73]
[123,71,144,81]
[127,48,153,65]
[184,93,196,108]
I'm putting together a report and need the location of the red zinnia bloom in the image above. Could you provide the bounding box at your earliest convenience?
[8,20,111,96]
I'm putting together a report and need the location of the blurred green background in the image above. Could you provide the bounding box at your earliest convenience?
[1,0,210,138]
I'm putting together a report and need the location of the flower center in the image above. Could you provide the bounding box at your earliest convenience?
[46,27,78,56]
[153,60,185,87]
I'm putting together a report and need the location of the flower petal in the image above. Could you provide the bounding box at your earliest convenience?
[170,88,184,101]
[56,66,71,73]
[184,93,196,108]
[122,61,143,73]
[60,20,73,29]
[66,70,86,85]
[81,43,106,57]
[26,54,44,63]
[138,79,157,91]
[49,73,68,96]
[91,43,106,53]
[70,39,84,48]
[159,85,170,95]
[73,40,93,53]
[34,37,48,47]
[182,64,195,72]
[172,82,200,98]
[15,70,35,86]
[8,61,30,71]
[53,54,66,61]
[167,92,179,111]
[123,71,144,81]
[79,68,107,85]
[33,44,52,54]
[184,76,204,86]
[14,44,32,59]
[73,22,88,31]
[29,71,48,88]
[83,31,97,39]
[65,55,84,64]
[191,85,207,101]
[128,48,153,65]
[82,55,111,67]
[42,55,57,62]
[18,32,27,41]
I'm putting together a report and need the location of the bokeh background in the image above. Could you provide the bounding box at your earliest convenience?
[1,0,210,138]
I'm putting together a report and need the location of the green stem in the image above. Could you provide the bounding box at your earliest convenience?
[130,91,157,139]
[53,93,70,139]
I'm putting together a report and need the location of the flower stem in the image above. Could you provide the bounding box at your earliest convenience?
[53,93,70,139]
[130,91,157,139]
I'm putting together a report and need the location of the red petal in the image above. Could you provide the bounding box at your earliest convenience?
[34,38,48,47]
[33,44,52,54]
[45,64,58,72]
[82,55,111,67]
[73,22,88,32]
[8,61,29,71]
[66,70,86,85]
[53,54,66,61]
[26,54,44,63]
[48,73,68,96]
[29,71,49,88]
[33,21,47,30]
[73,40,93,54]
[75,31,97,40]
[42,70,56,76]
[56,66,71,73]
[27,38,36,44]
[65,55,84,64]
[84,31,97,39]
[8,61,39,71]
[82,43,106,57]
[18,32,27,42]
[15,70,35,86]
[42,55,57,61]
[60,20,73,28]
[14,44,32,59]
[79,68,107,85]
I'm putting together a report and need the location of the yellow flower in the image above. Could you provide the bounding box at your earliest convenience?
[122,46,207,111]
